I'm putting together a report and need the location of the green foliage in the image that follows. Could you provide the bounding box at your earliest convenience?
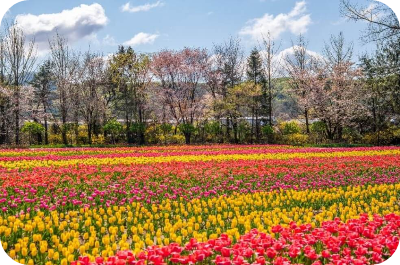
[309,121,327,144]
[130,122,146,134]
[129,122,146,144]
[247,48,265,84]
[311,121,326,134]
[262,125,274,136]
[62,123,78,134]
[178,123,195,135]
[104,119,123,144]
[21,122,44,135]
[261,125,275,143]
[178,123,196,144]
[204,121,221,136]
[237,120,251,143]
[21,122,45,145]
[342,127,362,144]
[104,119,123,134]
[60,123,79,145]
[160,123,173,135]
[203,121,222,142]
[362,126,400,145]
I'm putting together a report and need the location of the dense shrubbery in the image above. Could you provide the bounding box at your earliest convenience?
[362,126,400,146]
[27,119,398,147]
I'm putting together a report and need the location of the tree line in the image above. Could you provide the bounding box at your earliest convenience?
[0,1,399,146]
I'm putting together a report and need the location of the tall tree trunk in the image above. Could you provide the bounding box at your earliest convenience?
[126,114,133,144]
[87,118,92,145]
[37,131,42,144]
[43,104,49,145]
[337,126,343,141]
[61,104,68,145]
[268,86,272,127]
[326,120,334,140]
[33,117,42,145]
[15,92,20,145]
[372,98,377,132]
[73,108,79,145]
[184,132,191,145]
[103,112,108,140]
[232,117,238,143]
[226,117,230,143]
[251,107,255,144]
[0,105,5,145]
[44,117,48,145]
[305,108,310,134]
[138,108,145,145]
[255,109,259,142]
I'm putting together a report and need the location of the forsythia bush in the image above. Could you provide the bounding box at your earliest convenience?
[282,133,309,145]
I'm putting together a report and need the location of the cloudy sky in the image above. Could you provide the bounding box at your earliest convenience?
[2,0,379,60]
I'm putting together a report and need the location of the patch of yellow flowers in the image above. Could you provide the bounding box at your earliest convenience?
[1,183,399,265]
[1,149,399,170]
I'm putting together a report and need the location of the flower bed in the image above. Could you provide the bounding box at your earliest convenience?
[0,145,398,264]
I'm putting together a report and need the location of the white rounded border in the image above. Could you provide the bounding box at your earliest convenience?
[0,0,399,264]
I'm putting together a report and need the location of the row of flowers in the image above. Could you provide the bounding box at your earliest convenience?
[1,167,399,214]
[0,156,399,213]
[0,145,293,158]
[0,145,399,264]
[0,147,399,170]
[1,183,399,264]
[70,213,399,265]
[2,154,399,185]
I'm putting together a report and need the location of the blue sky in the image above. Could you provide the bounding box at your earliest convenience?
[2,0,379,61]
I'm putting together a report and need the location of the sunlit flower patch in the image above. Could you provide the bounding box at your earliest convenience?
[0,145,398,264]
[73,213,400,265]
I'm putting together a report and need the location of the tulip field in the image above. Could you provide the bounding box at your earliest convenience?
[0,145,399,265]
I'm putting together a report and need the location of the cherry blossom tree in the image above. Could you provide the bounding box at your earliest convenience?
[49,33,80,145]
[2,23,37,144]
[311,62,365,140]
[285,35,316,133]
[152,48,208,144]
[30,60,53,145]
[78,51,107,144]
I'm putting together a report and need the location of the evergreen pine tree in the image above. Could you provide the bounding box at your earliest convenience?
[247,47,264,85]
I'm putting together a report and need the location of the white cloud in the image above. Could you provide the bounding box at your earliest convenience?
[102,53,114,64]
[239,1,311,41]
[276,45,323,62]
[103,34,117,46]
[123,32,159,46]
[121,1,164,13]
[14,3,108,51]
[264,45,323,75]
